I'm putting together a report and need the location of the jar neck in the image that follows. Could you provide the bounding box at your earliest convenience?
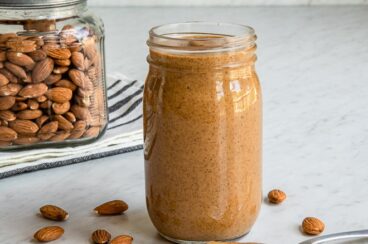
[0,1,87,20]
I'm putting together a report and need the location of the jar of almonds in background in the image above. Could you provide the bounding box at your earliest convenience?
[0,0,108,149]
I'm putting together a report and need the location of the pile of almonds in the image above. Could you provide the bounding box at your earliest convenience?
[34,200,132,243]
[0,25,106,148]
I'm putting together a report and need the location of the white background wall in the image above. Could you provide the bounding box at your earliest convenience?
[89,0,368,6]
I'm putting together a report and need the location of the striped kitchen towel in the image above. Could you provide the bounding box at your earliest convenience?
[0,73,143,179]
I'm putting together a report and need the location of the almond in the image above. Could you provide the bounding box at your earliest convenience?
[69,69,91,88]
[83,37,96,59]
[53,66,69,74]
[14,136,39,145]
[9,119,39,134]
[71,105,91,121]
[76,95,90,107]
[94,200,129,215]
[54,59,71,66]
[55,79,77,91]
[36,115,49,127]
[68,128,85,139]
[0,73,9,86]
[302,217,325,235]
[54,115,74,131]
[110,235,133,244]
[84,126,100,138]
[52,102,70,115]
[64,112,76,123]
[16,109,42,120]
[32,57,54,83]
[46,48,71,59]
[11,102,27,111]
[0,68,18,83]
[19,83,48,98]
[78,88,93,97]
[4,62,27,80]
[0,126,17,141]
[28,50,47,61]
[6,51,35,67]
[0,51,6,62]
[36,95,47,103]
[92,229,111,244]
[0,84,22,96]
[39,121,58,134]
[0,96,16,110]
[34,226,64,242]
[40,204,69,221]
[46,87,72,103]
[6,39,37,53]
[0,110,16,121]
[268,189,286,204]
[50,131,71,142]
[71,52,85,70]
[39,100,52,109]
[27,99,39,110]
[45,73,61,85]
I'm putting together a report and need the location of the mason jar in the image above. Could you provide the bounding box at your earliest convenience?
[0,0,107,149]
[144,22,262,242]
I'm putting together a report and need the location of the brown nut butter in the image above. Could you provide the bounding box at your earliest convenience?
[144,22,262,242]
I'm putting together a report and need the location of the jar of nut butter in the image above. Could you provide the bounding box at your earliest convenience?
[144,22,262,242]
[0,0,107,149]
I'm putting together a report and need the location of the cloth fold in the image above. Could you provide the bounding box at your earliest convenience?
[0,73,143,179]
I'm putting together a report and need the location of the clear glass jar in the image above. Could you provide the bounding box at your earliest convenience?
[0,0,107,149]
[144,22,262,243]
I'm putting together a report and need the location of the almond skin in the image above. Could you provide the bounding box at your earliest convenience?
[40,204,69,221]
[46,48,71,59]
[0,96,16,110]
[7,51,35,67]
[46,87,72,103]
[94,200,129,215]
[9,119,39,134]
[0,126,17,141]
[91,229,111,244]
[19,83,48,98]
[110,235,133,244]
[16,109,42,120]
[34,226,64,242]
[32,57,54,83]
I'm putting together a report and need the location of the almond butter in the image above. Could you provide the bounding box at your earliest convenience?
[54,115,73,131]
[0,96,16,110]
[55,79,77,91]
[9,119,39,134]
[71,51,85,70]
[28,49,47,61]
[46,87,72,103]
[49,131,71,142]
[6,51,35,67]
[0,110,16,121]
[40,204,69,221]
[4,62,27,80]
[46,48,71,60]
[0,126,17,141]
[0,73,9,86]
[32,57,54,82]
[45,73,61,85]
[19,83,48,98]
[110,235,133,244]
[34,226,64,242]
[16,109,42,120]
[92,229,111,244]
[94,200,129,215]
[14,136,39,145]
[52,102,70,115]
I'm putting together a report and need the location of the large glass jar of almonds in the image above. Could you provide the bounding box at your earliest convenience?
[0,0,107,149]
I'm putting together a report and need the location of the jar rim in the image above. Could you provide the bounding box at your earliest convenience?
[0,0,86,9]
[148,21,256,53]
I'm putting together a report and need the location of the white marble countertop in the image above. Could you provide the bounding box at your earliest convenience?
[1,6,368,244]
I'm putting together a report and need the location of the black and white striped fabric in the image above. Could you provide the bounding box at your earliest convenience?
[0,74,143,179]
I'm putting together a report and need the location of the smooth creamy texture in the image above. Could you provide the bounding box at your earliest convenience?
[144,43,262,241]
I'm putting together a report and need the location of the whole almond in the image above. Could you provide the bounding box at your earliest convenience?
[302,217,325,235]
[55,79,77,91]
[54,115,74,131]
[71,52,85,70]
[0,73,9,86]
[94,200,129,215]
[53,66,69,75]
[40,204,69,221]
[34,226,64,242]
[76,95,90,107]
[46,48,71,59]
[0,68,18,84]
[46,87,72,103]
[92,229,111,244]
[69,69,90,88]
[78,88,93,97]
[19,83,48,98]
[0,110,16,121]
[83,37,96,59]
[68,129,85,139]
[64,112,76,123]
[0,83,22,96]
[6,52,35,67]
[39,121,58,134]
[45,73,62,85]
[0,126,17,141]
[71,105,91,120]
[268,189,286,204]
[9,119,39,134]
[0,96,16,110]
[11,102,27,111]
[84,126,100,138]
[52,102,70,115]
[28,50,47,62]
[16,109,42,120]
[32,57,54,83]
[0,51,6,62]
[50,131,71,142]
[110,235,133,244]
[36,95,47,103]
[6,39,36,53]
[4,62,27,80]
[36,115,49,127]
[40,100,52,109]
[27,99,39,110]
[73,120,86,131]
[54,59,71,66]
[14,136,39,145]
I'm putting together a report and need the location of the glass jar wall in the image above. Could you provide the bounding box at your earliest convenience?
[0,0,107,149]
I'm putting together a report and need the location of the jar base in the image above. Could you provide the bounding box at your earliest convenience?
[159,231,250,244]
